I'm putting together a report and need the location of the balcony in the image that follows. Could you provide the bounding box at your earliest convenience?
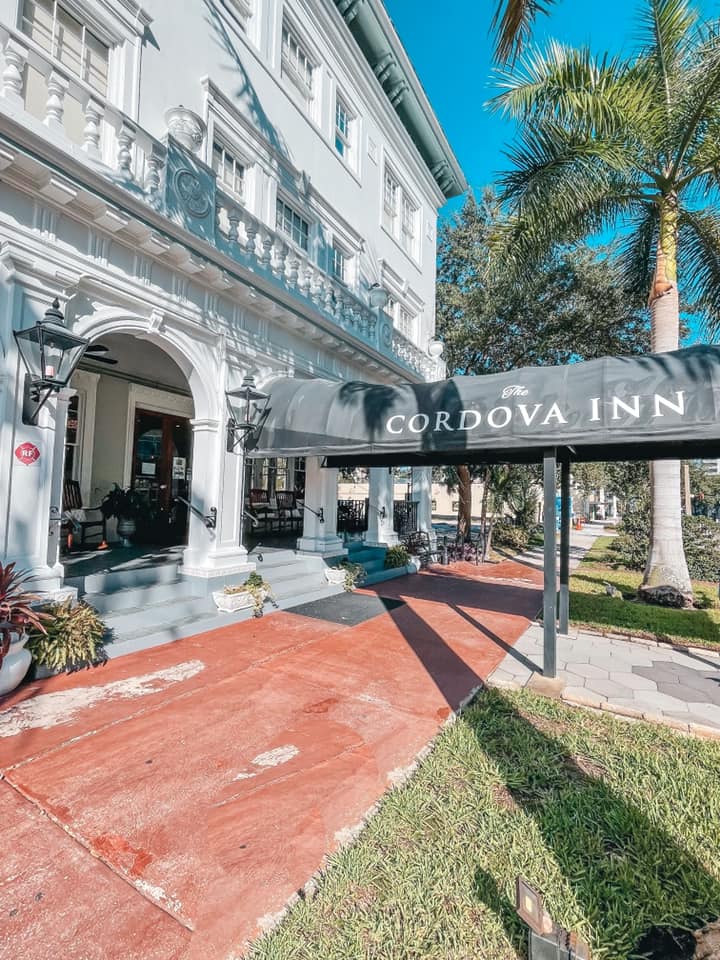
[0,27,443,382]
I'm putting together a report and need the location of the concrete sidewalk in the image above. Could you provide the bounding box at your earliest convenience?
[489,525,720,736]
[0,556,543,960]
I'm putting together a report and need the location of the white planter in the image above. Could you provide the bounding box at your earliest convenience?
[324,567,347,586]
[213,589,255,613]
[0,630,32,698]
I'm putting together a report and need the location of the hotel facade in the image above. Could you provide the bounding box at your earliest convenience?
[0,0,465,600]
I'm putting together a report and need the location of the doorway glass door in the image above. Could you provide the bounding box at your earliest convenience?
[131,408,192,544]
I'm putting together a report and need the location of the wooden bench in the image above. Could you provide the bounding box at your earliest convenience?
[62,479,107,550]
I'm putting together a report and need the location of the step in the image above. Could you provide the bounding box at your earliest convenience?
[339,548,386,566]
[66,562,180,596]
[85,579,195,614]
[103,581,345,659]
[103,595,214,634]
[362,566,414,587]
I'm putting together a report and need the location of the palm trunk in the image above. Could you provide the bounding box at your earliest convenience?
[642,195,692,601]
[480,470,491,560]
[457,465,473,541]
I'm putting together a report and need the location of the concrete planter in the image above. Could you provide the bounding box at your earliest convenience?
[324,567,347,586]
[0,630,32,697]
[212,588,270,613]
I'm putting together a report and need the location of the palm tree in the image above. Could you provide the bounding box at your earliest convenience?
[491,0,720,601]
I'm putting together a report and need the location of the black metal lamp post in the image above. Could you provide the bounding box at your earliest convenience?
[13,299,90,424]
[226,375,270,549]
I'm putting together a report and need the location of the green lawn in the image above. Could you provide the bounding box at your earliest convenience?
[249,689,720,960]
[570,536,720,648]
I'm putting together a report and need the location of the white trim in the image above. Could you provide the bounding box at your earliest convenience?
[69,368,99,504]
[122,383,194,487]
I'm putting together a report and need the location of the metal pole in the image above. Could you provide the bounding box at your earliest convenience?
[543,448,558,678]
[559,457,571,636]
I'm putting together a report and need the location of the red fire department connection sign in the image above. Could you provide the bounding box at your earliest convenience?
[14,442,40,465]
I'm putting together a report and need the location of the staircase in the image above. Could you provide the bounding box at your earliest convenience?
[343,540,413,587]
[65,549,345,660]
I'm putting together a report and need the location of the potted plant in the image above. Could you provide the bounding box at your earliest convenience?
[101,484,147,546]
[337,559,366,592]
[213,572,278,617]
[384,545,411,570]
[324,565,347,586]
[27,600,106,675]
[0,562,47,697]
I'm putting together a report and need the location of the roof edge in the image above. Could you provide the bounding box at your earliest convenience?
[333,0,467,200]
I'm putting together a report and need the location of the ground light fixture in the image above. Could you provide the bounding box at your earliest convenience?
[427,337,444,359]
[13,298,89,424]
[516,877,592,959]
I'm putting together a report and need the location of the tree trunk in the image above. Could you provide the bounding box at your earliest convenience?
[480,470,491,560]
[456,465,473,541]
[642,196,693,602]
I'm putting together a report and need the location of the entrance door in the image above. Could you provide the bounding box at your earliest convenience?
[131,408,192,544]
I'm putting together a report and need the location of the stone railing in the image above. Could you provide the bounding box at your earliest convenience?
[0,26,436,380]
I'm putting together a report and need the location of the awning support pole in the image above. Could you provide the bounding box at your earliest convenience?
[559,457,571,636]
[543,448,557,678]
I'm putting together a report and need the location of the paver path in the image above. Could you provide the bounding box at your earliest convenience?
[490,621,720,729]
[0,557,542,960]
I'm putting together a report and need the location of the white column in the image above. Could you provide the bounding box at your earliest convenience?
[412,467,435,546]
[297,457,345,556]
[180,418,254,578]
[365,467,399,547]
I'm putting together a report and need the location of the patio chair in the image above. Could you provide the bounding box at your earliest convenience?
[61,479,107,550]
[249,488,279,532]
[402,531,437,567]
[275,491,301,532]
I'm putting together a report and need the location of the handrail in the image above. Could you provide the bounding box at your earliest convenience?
[173,496,216,529]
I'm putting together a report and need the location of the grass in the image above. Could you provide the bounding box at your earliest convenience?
[249,688,720,960]
[570,537,720,648]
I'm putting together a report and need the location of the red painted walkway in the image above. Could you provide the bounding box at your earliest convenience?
[0,560,542,960]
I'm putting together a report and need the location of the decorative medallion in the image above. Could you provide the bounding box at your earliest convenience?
[174,168,211,219]
[380,319,393,348]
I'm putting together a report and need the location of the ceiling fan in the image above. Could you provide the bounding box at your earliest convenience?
[83,343,118,366]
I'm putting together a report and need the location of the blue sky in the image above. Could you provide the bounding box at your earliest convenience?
[385,0,718,213]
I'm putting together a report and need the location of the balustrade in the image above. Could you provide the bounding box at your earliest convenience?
[0,24,436,380]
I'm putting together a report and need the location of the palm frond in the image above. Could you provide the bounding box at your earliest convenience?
[678,207,720,337]
[615,205,659,301]
[490,41,651,134]
[491,0,554,64]
[668,23,720,180]
[638,0,696,113]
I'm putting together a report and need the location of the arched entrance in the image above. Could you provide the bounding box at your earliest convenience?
[67,333,196,547]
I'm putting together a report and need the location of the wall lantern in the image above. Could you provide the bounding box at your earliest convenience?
[225,375,270,453]
[368,283,389,310]
[515,878,591,959]
[14,299,89,425]
[427,338,444,359]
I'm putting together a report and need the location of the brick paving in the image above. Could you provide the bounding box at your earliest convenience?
[0,557,542,960]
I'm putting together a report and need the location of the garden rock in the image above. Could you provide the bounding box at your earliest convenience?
[638,584,694,608]
[695,920,720,960]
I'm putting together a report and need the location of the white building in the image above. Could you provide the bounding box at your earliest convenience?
[0,0,465,605]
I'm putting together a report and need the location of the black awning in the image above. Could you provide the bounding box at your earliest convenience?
[248,345,720,466]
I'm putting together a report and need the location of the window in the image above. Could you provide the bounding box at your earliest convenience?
[401,195,418,258]
[335,95,354,163]
[383,169,398,234]
[213,142,245,199]
[64,393,81,481]
[276,198,309,251]
[396,305,417,340]
[382,164,420,260]
[281,21,314,112]
[331,244,348,283]
[22,0,108,95]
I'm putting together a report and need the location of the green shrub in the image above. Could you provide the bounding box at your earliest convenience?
[27,600,106,672]
[612,508,720,581]
[384,545,411,569]
[492,520,529,552]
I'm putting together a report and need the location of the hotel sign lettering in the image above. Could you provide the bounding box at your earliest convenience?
[384,390,687,437]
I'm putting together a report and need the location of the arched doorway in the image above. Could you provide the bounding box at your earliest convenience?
[67,332,196,548]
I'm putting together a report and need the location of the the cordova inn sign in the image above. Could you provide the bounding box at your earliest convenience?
[384,390,687,436]
[248,346,720,466]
